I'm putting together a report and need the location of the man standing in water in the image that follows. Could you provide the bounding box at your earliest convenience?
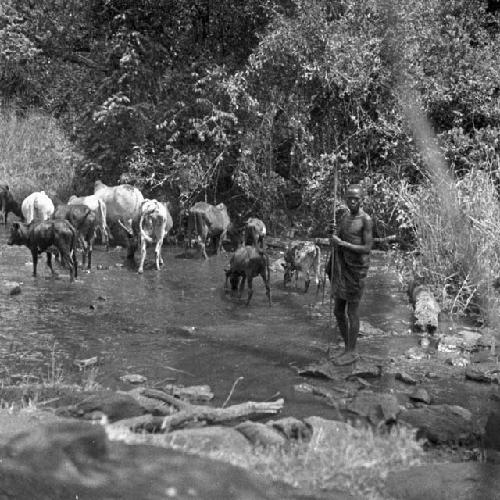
[329,184,373,365]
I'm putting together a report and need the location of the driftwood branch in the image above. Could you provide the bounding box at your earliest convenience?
[161,398,285,432]
[139,388,192,411]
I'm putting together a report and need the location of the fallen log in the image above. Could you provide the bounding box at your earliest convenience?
[408,282,440,332]
[107,398,285,433]
[161,398,285,432]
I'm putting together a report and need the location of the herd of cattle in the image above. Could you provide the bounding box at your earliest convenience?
[0,181,323,305]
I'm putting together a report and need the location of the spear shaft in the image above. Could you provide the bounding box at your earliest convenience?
[329,165,338,334]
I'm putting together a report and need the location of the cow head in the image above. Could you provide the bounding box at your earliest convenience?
[8,221,29,246]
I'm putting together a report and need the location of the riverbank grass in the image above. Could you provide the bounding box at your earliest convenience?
[397,168,500,320]
[204,423,423,499]
[0,108,81,201]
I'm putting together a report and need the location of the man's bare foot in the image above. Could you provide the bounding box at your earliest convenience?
[333,351,360,366]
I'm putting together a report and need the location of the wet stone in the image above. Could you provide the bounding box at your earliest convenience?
[398,404,477,445]
[465,363,500,383]
[395,371,418,385]
[405,346,426,360]
[409,387,431,405]
[347,391,400,425]
[120,373,148,384]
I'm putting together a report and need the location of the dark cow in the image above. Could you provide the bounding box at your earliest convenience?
[227,217,267,250]
[282,241,321,293]
[68,194,109,248]
[187,201,230,259]
[244,217,266,249]
[0,184,23,224]
[8,220,78,282]
[225,246,271,306]
[54,204,97,269]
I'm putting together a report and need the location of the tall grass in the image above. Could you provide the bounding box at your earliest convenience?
[397,167,500,319]
[0,107,82,202]
[106,422,423,499]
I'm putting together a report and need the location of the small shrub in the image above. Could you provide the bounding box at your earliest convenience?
[0,107,82,203]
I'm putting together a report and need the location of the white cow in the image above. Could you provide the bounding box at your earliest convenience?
[94,180,144,223]
[68,194,109,247]
[122,199,173,273]
[21,191,55,223]
[282,241,321,293]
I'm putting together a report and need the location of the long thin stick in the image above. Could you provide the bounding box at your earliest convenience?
[329,165,338,331]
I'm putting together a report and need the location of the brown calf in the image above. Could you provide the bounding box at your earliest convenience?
[8,220,78,281]
[225,246,271,306]
[54,204,97,269]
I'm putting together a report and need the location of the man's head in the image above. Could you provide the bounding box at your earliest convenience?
[345,184,363,214]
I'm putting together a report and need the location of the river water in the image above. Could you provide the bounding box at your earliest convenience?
[0,226,497,421]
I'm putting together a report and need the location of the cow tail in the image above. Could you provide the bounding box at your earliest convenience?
[98,199,109,247]
[71,224,78,279]
[139,209,154,244]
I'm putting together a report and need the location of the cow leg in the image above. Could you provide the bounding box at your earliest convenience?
[154,239,163,270]
[45,251,57,277]
[304,270,311,293]
[138,239,147,274]
[238,275,246,299]
[246,275,254,305]
[200,240,208,260]
[87,236,93,270]
[1,198,5,224]
[262,270,272,306]
[294,270,299,290]
[31,250,38,277]
[59,251,75,282]
[218,231,227,255]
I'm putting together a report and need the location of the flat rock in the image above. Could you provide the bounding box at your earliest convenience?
[385,463,500,500]
[399,404,477,445]
[298,358,381,382]
[347,391,400,425]
[409,388,431,405]
[158,426,252,454]
[120,374,147,384]
[395,372,418,385]
[359,321,385,338]
[347,359,382,380]
[465,362,500,383]
[304,416,356,447]
[3,280,22,296]
[405,346,426,360]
